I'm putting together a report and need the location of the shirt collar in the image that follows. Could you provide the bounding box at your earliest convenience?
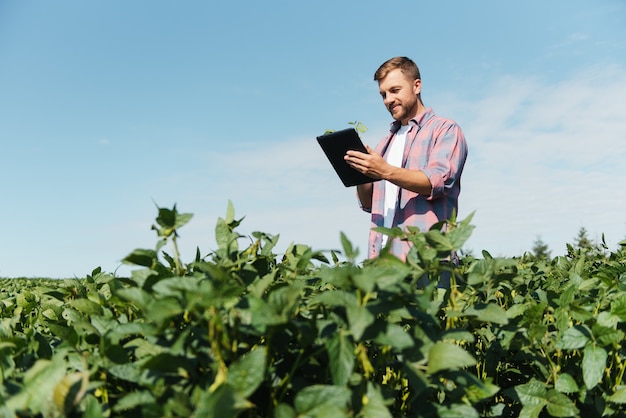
[389,107,435,134]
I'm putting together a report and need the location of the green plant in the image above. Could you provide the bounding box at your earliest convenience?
[1,202,625,417]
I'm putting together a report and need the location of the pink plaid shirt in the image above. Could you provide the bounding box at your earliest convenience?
[362,108,468,259]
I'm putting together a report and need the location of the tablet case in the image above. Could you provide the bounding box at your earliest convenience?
[316,128,378,187]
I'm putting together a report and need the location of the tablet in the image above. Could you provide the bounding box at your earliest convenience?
[316,128,378,187]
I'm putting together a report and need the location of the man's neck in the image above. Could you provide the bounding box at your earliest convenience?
[401,101,426,125]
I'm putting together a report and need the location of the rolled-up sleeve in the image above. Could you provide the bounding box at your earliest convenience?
[421,123,468,200]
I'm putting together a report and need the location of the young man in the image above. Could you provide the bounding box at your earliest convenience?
[345,56,468,260]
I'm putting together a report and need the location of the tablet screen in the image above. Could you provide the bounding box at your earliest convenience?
[316,128,378,187]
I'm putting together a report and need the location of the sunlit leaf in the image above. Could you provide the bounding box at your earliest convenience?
[545,389,579,417]
[465,303,508,324]
[555,325,591,349]
[294,385,351,416]
[6,355,67,413]
[582,344,607,390]
[608,386,626,404]
[227,347,266,397]
[510,379,546,406]
[374,322,414,350]
[435,403,479,418]
[427,342,476,374]
[554,373,578,393]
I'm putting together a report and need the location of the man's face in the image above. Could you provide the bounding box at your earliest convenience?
[378,68,421,125]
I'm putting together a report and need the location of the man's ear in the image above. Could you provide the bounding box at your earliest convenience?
[413,78,422,95]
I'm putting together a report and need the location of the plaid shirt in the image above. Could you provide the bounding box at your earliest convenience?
[363,108,468,259]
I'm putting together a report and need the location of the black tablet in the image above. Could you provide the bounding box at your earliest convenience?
[316,128,378,187]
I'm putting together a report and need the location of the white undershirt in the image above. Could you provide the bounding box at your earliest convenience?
[381,125,409,246]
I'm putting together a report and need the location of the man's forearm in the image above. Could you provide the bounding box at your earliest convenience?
[356,182,373,210]
[385,166,432,195]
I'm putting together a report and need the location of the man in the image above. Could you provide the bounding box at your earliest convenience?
[345,56,468,260]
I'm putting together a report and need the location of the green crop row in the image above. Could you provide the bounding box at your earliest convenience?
[1,202,625,417]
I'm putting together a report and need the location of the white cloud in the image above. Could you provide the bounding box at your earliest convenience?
[456,65,626,255]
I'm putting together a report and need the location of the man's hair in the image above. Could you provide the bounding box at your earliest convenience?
[374,56,421,82]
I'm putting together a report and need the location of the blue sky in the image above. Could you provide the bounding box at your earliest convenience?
[1,1,625,278]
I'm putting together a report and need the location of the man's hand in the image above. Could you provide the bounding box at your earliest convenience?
[344,145,390,180]
[345,145,433,196]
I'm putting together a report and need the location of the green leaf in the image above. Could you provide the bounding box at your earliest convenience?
[174,211,193,230]
[611,295,626,321]
[427,342,476,374]
[147,298,185,324]
[102,337,130,364]
[248,297,287,331]
[340,231,358,261]
[115,287,154,311]
[461,374,500,403]
[68,298,103,316]
[554,373,578,393]
[512,379,547,406]
[506,303,528,319]
[123,248,158,267]
[227,347,266,397]
[313,289,358,307]
[519,403,546,418]
[556,325,591,349]
[353,264,411,292]
[267,284,303,318]
[225,200,235,224]
[465,303,508,324]
[141,353,191,374]
[596,311,620,328]
[81,394,105,418]
[6,355,67,413]
[608,385,626,404]
[446,215,475,249]
[374,322,414,350]
[274,403,297,418]
[194,384,253,418]
[545,389,579,417]
[593,323,625,346]
[435,403,479,418]
[325,332,354,386]
[215,218,232,250]
[151,276,200,296]
[112,390,156,412]
[466,259,492,286]
[346,304,375,340]
[294,385,351,416]
[360,383,392,418]
[582,344,607,390]
[109,322,157,340]
[557,284,576,306]
[156,206,176,229]
[351,270,377,294]
[372,226,404,240]
[425,230,455,252]
[108,363,141,384]
[402,362,429,398]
